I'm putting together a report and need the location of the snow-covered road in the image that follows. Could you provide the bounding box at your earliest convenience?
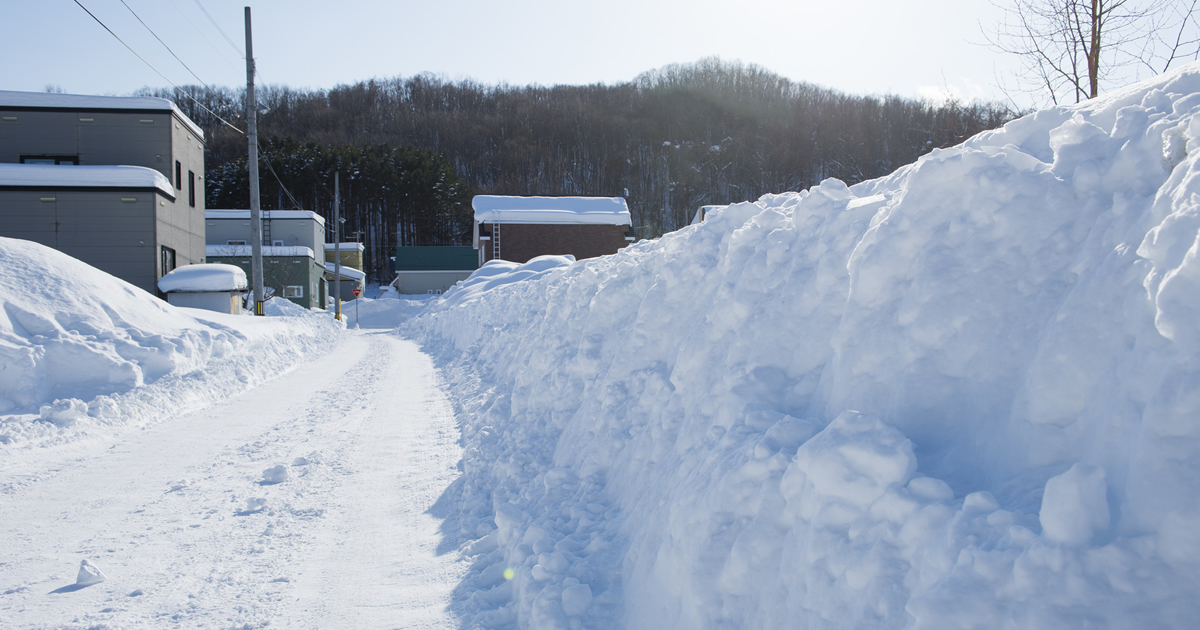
[0,329,467,629]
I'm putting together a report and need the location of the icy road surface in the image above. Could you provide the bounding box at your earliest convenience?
[0,329,468,629]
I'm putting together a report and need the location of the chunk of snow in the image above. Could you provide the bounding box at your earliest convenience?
[75,559,106,586]
[261,465,289,484]
[1040,464,1110,546]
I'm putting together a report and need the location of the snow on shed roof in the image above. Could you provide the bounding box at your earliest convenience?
[157,263,248,293]
[324,262,366,281]
[0,90,205,138]
[206,244,315,259]
[206,209,326,226]
[472,196,631,225]
[0,163,174,198]
[325,242,365,252]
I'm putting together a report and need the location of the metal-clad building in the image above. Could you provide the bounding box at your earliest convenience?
[0,91,206,295]
[205,210,328,309]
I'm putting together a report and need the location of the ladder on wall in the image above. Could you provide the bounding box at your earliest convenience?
[262,210,271,246]
[492,222,501,260]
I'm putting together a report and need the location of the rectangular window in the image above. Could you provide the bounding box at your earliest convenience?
[161,246,176,277]
[175,161,182,190]
[283,286,303,298]
[226,240,247,245]
[188,170,196,207]
[20,155,78,165]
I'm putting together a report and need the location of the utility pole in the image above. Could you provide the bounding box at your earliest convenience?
[245,6,264,315]
[334,171,342,321]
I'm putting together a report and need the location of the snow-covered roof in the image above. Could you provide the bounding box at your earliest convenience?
[472,196,632,225]
[206,209,326,227]
[0,90,205,139]
[157,263,248,293]
[325,242,365,252]
[324,262,366,281]
[206,244,315,259]
[0,163,174,198]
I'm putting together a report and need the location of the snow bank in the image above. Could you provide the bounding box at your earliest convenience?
[0,237,342,450]
[157,263,248,293]
[441,255,576,308]
[403,65,1200,628]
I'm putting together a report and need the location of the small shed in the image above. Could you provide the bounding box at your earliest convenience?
[393,246,478,295]
[157,264,248,314]
[472,196,634,265]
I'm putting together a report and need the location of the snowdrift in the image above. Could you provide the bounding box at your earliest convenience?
[404,65,1200,629]
[0,237,342,449]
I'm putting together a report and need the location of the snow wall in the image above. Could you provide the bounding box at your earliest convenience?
[0,237,342,448]
[403,66,1200,629]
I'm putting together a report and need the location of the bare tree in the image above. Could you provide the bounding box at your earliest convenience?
[988,0,1200,106]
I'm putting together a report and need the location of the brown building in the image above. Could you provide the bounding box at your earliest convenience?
[472,195,635,265]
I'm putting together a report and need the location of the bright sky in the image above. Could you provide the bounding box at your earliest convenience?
[5,0,1027,107]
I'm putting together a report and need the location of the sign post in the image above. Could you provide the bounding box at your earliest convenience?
[352,287,361,326]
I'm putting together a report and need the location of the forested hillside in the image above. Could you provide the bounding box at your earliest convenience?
[147,58,1016,282]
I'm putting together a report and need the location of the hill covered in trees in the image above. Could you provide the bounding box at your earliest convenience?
[149,58,1016,282]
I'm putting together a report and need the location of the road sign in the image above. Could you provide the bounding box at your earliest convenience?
[352,288,361,297]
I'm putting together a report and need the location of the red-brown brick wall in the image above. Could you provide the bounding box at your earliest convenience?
[481,223,630,263]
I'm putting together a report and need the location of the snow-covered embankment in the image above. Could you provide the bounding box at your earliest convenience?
[0,238,343,451]
[404,66,1200,628]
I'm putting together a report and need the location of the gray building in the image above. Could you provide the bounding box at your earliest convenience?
[205,209,328,309]
[0,90,206,295]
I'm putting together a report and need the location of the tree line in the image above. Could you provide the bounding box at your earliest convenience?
[143,57,1018,282]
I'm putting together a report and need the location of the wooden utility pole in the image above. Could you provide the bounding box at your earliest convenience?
[245,6,264,314]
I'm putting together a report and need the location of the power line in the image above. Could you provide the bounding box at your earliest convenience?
[192,0,243,58]
[165,0,240,74]
[259,148,304,210]
[118,0,213,92]
[71,0,244,135]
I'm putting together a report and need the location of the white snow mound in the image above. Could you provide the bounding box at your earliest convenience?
[403,64,1200,628]
[0,237,341,448]
[157,263,248,293]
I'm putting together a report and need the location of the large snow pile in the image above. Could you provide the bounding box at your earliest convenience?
[0,237,341,450]
[403,65,1200,628]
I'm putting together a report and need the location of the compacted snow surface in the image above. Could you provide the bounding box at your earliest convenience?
[400,65,1200,629]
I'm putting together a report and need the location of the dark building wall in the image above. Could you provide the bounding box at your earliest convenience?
[0,188,189,294]
[0,104,207,295]
[481,223,629,263]
[208,255,325,309]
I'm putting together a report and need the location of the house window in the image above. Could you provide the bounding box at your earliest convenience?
[175,161,182,190]
[283,286,303,298]
[227,240,247,245]
[20,155,78,165]
[188,171,196,207]
[161,246,176,277]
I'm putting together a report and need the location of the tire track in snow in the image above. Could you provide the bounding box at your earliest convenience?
[0,330,467,629]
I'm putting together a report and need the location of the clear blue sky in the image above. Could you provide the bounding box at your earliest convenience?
[4,0,1026,106]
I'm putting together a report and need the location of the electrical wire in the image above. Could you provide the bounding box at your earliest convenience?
[259,149,304,210]
[164,0,240,74]
[192,0,243,58]
[71,0,245,135]
[118,0,213,92]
